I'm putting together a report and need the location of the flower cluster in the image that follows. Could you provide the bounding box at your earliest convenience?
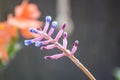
[24,16,96,80]
[0,0,42,66]
[24,16,79,59]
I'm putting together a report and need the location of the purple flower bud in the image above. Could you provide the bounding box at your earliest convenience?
[51,21,57,28]
[44,56,52,59]
[74,40,79,47]
[63,32,67,38]
[46,16,52,23]
[40,46,46,50]
[43,16,52,32]
[29,28,38,34]
[24,40,34,46]
[35,41,42,47]
[62,23,66,30]
[70,40,79,55]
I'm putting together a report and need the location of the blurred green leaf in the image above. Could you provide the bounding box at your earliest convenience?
[114,67,120,80]
[0,36,21,69]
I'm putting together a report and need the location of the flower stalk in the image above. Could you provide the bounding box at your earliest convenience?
[24,16,96,80]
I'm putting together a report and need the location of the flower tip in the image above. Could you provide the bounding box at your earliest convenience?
[29,28,33,32]
[35,41,42,47]
[63,32,67,38]
[74,40,79,46]
[24,40,34,46]
[44,56,52,59]
[40,47,46,50]
[46,16,52,22]
[62,23,66,30]
[36,27,41,30]
[29,28,38,33]
[51,21,57,28]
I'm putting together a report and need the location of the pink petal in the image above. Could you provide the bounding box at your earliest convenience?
[44,53,65,59]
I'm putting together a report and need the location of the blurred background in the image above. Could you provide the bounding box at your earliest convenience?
[0,0,120,80]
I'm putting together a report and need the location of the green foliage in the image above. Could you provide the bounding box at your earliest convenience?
[114,67,120,80]
[0,36,21,69]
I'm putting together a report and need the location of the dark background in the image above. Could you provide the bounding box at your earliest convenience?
[0,0,120,80]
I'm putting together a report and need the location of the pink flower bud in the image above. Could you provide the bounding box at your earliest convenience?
[74,40,79,47]
[44,53,65,59]
[63,32,67,38]
[43,16,52,32]
[70,40,79,55]
[33,37,43,42]
[40,44,55,50]
[41,39,52,45]
[55,23,66,41]
[62,24,66,30]
[48,21,57,36]
[48,28,54,36]
[63,32,68,48]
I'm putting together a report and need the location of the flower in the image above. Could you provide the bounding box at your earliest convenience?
[0,22,18,64]
[24,16,96,80]
[24,16,79,59]
[7,0,43,38]
[0,22,17,46]
[14,0,40,20]
[0,0,43,66]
